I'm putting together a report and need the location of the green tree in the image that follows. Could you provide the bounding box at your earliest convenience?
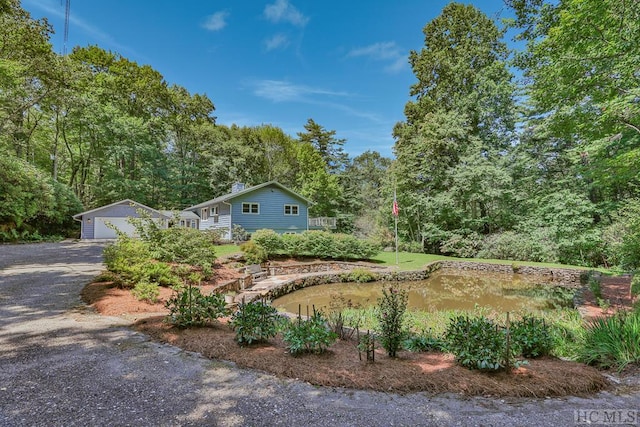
[392,3,517,252]
[297,118,348,173]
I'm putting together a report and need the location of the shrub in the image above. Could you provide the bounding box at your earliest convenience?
[631,275,640,298]
[103,238,152,287]
[103,237,151,274]
[579,310,640,371]
[477,230,558,263]
[230,300,283,345]
[131,281,160,303]
[240,240,268,265]
[325,294,363,340]
[251,229,283,255]
[250,229,377,261]
[232,224,249,243]
[165,285,228,327]
[283,310,338,355]
[440,231,482,258]
[403,333,446,352]
[376,286,408,357]
[343,268,378,283]
[445,315,520,371]
[152,227,218,273]
[510,316,553,358]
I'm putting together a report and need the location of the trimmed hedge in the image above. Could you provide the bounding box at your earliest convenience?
[250,229,377,260]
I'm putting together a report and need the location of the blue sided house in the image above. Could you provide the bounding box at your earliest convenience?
[184,181,314,240]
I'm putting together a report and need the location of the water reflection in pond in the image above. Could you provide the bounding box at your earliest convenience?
[272,268,574,314]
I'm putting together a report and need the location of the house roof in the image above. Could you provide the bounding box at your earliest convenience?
[73,199,168,220]
[159,210,199,220]
[185,181,312,211]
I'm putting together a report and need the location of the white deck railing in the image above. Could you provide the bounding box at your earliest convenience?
[308,217,337,229]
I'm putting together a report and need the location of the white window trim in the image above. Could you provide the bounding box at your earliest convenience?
[242,202,259,214]
[284,204,299,216]
[211,206,219,216]
[201,207,209,221]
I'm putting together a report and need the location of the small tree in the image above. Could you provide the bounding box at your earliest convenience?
[376,286,408,357]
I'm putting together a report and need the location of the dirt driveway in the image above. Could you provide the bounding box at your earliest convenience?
[0,242,638,426]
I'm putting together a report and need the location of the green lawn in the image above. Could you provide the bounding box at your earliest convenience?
[371,251,597,271]
[220,243,602,273]
[215,244,243,257]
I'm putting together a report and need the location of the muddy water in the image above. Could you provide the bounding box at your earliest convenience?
[273,268,571,314]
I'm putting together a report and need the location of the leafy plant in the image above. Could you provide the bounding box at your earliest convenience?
[103,237,152,287]
[165,285,228,327]
[357,330,376,362]
[579,310,640,371]
[376,286,408,357]
[588,277,603,300]
[230,300,283,345]
[510,316,552,358]
[131,281,160,303]
[250,229,377,260]
[326,294,363,340]
[342,268,378,283]
[403,332,446,352]
[283,310,338,355]
[232,224,249,244]
[445,315,521,371]
[240,240,268,265]
[631,275,640,298]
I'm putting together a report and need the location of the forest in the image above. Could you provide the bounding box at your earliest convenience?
[1,0,639,270]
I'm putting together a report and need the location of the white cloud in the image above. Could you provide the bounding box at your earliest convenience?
[250,79,388,126]
[347,41,408,73]
[252,79,349,103]
[264,0,309,27]
[264,34,290,51]
[203,11,229,31]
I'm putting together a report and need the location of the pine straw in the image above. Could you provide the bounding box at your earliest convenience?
[134,316,609,398]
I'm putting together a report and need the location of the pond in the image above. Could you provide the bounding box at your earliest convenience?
[272,268,575,315]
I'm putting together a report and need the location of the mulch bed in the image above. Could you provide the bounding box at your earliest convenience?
[133,315,608,397]
[80,263,640,398]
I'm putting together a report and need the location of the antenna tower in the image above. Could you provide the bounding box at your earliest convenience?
[63,0,70,55]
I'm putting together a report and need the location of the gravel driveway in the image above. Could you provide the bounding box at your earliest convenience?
[0,242,638,426]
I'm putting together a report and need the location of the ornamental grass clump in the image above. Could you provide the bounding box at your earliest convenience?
[579,309,640,371]
[376,286,408,357]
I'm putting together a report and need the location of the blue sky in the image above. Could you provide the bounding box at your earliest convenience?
[23,0,511,158]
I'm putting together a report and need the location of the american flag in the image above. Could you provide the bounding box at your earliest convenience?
[392,197,399,217]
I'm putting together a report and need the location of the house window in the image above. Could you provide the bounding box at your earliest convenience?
[242,202,259,214]
[211,206,219,216]
[201,207,209,221]
[213,216,219,224]
[284,204,299,215]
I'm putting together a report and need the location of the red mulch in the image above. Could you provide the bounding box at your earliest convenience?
[580,275,635,321]
[80,266,640,397]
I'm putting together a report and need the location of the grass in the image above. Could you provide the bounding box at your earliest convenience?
[579,308,640,371]
[337,305,586,361]
[215,244,243,258]
[371,251,602,272]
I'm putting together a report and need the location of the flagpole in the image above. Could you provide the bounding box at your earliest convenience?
[394,189,398,265]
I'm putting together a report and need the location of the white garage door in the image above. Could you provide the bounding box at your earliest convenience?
[94,217,138,239]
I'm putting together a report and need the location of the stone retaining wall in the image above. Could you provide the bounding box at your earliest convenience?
[266,261,387,276]
[257,260,588,303]
[438,261,585,288]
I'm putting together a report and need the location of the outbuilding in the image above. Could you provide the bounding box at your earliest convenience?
[73,199,168,239]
